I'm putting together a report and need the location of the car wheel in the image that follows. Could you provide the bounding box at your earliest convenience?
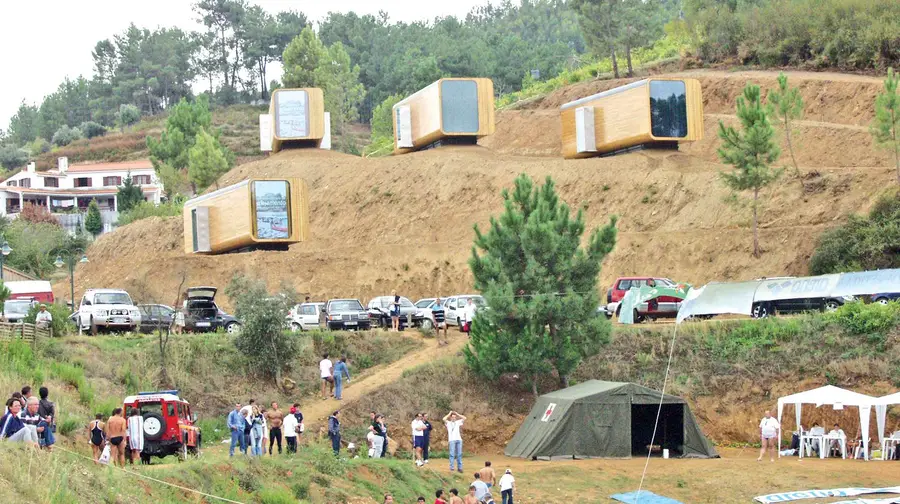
[90,317,98,336]
[226,322,240,334]
[420,318,433,330]
[632,309,644,324]
[824,300,840,312]
[876,298,890,306]
[140,453,151,465]
[142,412,166,441]
[178,438,188,462]
[456,317,461,327]
[751,303,770,319]
[291,322,302,333]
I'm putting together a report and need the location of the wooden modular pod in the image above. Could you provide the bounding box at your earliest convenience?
[392,78,495,154]
[268,88,326,152]
[183,178,309,254]
[559,78,703,159]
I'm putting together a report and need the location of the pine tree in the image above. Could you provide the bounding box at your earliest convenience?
[464,174,618,394]
[718,83,783,258]
[188,128,231,191]
[116,171,144,213]
[768,72,804,177]
[871,67,900,184]
[84,199,103,237]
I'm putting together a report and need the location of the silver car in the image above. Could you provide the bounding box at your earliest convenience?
[288,302,325,331]
[5,299,37,323]
[443,295,486,326]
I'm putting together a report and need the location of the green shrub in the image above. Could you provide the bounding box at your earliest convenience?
[58,415,81,436]
[117,200,183,226]
[810,192,900,274]
[258,487,296,504]
[24,303,75,337]
[51,125,82,147]
[78,121,107,139]
[196,417,228,443]
[292,480,310,500]
[825,301,900,335]
[116,104,141,128]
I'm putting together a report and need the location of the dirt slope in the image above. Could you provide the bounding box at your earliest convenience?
[59,69,894,307]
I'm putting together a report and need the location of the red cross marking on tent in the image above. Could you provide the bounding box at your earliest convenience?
[541,403,557,422]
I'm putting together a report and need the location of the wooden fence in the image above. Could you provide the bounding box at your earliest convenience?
[0,322,51,346]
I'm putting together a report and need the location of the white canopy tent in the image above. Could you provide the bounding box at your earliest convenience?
[777,385,876,460]
[875,392,900,450]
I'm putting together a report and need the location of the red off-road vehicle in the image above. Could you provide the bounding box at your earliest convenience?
[123,390,201,463]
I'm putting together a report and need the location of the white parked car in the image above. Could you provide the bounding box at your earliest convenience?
[442,294,486,327]
[288,302,325,331]
[78,288,141,335]
[5,299,37,323]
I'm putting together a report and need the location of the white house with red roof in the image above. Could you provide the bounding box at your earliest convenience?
[0,157,162,217]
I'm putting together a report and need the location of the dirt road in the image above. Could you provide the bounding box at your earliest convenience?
[301,331,470,428]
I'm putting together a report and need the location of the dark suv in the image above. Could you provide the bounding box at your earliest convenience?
[324,299,371,330]
[180,287,241,333]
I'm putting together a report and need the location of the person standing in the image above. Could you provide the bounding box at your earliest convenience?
[443,410,466,473]
[37,386,56,451]
[227,403,246,457]
[127,408,144,464]
[499,469,515,504]
[87,413,106,461]
[758,410,780,462]
[435,489,447,504]
[422,412,433,464]
[328,410,341,455]
[35,305,53,328]
[333,356,351,400]
[241,399,255,450]
[266,402,284,455]
[105,408,128,467]
[411,413,427,467]
[461,299,476,334]
[320,354,334,399]
[390,291,401,331]
[432,298,447,342]
[480,461,497,489]
[292,403,304,443]
[370,414,386,458]
[283,406,298,454]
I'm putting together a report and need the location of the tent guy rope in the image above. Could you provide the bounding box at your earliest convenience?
[636,322,681,501]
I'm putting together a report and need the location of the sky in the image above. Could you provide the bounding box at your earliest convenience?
[0,0,488,128]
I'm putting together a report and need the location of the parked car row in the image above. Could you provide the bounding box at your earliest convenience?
[602,274,899,323]
[287,294,486,332]
[70,286,240,335]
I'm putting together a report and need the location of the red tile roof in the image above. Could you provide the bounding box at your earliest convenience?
[4,186,160,196]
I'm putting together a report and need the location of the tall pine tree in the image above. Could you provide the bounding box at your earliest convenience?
[84,199,103,237]
[768,72,804,177]
[871,67,900,184]
[116,172,144,213]
[465,174,617,394]
[718,83,782,258]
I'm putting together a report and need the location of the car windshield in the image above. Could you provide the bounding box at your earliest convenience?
[400,297,414,307]
[330,300,363,311]
[94,292,133,305]
[462,296,486,307]
[5,301,32,315]
[415,299,434,308]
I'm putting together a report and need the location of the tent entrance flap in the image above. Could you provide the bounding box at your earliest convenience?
[631,404,684,457]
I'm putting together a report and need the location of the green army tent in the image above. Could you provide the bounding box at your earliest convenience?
[505,380,718,460]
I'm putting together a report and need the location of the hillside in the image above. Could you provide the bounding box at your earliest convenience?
[58,69,896,308]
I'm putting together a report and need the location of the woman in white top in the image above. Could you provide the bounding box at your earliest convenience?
[758,410,780,462]
[127,409,144,464]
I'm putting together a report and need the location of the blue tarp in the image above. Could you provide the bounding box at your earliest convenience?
[611,490,684,504]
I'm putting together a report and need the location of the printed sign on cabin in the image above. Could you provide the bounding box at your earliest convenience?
[275,90,309,138]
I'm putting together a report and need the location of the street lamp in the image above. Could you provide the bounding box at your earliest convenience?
[0,239,11,281]
[56,251,88,312]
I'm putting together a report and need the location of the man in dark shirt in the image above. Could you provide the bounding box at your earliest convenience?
[422,412,433,463]
[328,410,341,455]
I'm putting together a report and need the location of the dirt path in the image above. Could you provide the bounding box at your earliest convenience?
[301,331,470,428]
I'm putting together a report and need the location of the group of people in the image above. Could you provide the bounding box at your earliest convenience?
[0,385,56,449]
[87,408,146,466]
[319,353,352,400]
[227,400,304,457]
[381,463,516,504]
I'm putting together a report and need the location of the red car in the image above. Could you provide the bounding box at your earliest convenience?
[604,277,684,321]
[123,390,201,463]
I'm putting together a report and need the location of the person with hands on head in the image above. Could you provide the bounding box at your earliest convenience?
[443,410,467,473]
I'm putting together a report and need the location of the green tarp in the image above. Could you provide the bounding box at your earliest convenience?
[505,380,718,460]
